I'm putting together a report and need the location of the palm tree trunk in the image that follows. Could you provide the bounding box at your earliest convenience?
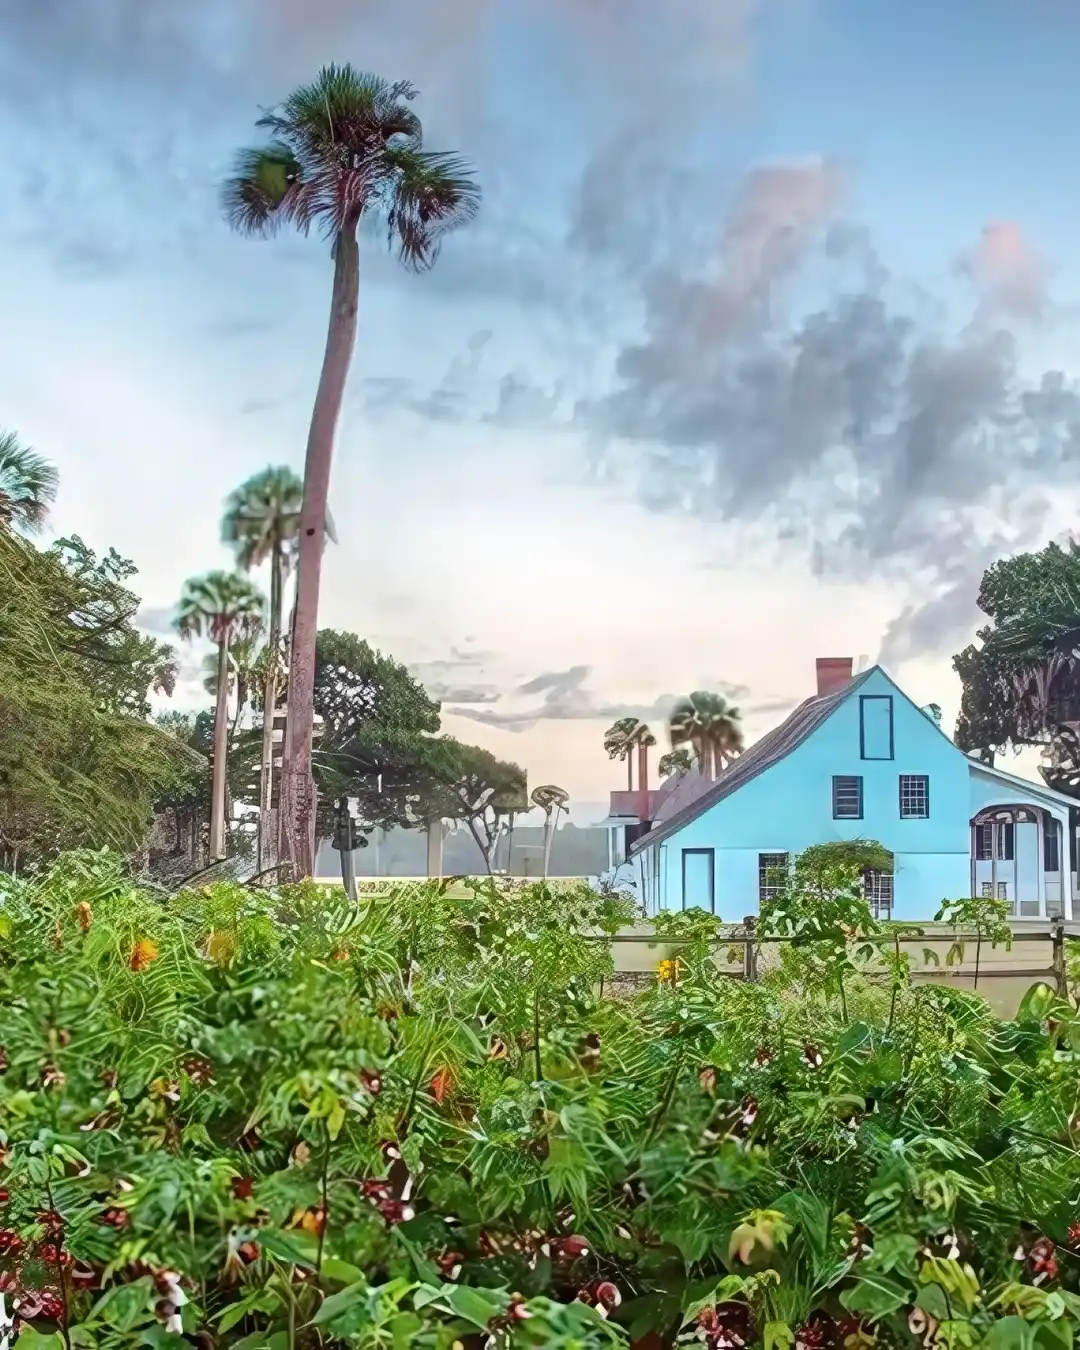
[280,224,361,879]
[637,741,649,801]
[209,634,232,860]
[258,544,284,872]
[626,755,633,792]
[541,809,553,880]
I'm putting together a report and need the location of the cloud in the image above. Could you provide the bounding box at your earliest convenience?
[955,221,1050,322]
[137,603,178,636]
[448,665,750,732]
[579,169,1080,640]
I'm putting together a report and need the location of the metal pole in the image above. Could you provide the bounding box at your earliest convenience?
[743,915,758,983]
[1053,919,1068,999]
[335,797,357,902]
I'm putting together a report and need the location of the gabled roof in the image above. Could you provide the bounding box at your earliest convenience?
[968,756,1079,810]
[630,668,876,855]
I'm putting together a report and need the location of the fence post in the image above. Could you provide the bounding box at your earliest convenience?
[1052,919,1067,999]
[743,915,758,983]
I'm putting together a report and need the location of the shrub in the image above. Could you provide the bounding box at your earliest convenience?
[1,852,1079,1348]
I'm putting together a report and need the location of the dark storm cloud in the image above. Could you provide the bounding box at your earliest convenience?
[578,163,1080,661]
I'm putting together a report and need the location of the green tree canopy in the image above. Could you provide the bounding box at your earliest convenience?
[0,531,197,865]
[309,630,443,837]
[954,539,1080,767]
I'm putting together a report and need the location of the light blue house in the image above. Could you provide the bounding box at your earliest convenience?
[628,658,1076,922]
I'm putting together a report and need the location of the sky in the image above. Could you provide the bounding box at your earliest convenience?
[2,0,1079,819]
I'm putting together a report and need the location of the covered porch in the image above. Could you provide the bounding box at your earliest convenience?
[970,802,1073,920]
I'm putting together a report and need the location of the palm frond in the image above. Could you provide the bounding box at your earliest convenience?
[221,142,302,238]
[0,429,59,535]
[383,148,481,271]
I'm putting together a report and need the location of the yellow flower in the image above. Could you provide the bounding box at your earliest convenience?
[657,959,680,985]
[129,938,160,972]
[204,930,235,964]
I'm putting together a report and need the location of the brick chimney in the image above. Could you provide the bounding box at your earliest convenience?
[816,656,854,697]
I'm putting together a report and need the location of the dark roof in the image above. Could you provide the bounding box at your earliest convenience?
[630,668,876,855]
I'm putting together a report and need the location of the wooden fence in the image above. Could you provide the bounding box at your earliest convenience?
[603,919,1074,1018]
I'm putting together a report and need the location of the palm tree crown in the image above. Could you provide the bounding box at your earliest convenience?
[176,572,265,647]
[0,431,58,535]
[668,691,744,779]
[222,65,481,269]
[531,784,570,814]
[222,466,305,571]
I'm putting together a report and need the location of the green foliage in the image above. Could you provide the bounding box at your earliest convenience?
[0,532,194,865]
[759,841,886,1020]
[936,894,1014,974]
[954,539,1080,764]
[3,853,1080,1348]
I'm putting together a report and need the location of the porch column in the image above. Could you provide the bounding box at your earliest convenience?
[426,818,444,879]
[1037,809,1046,918]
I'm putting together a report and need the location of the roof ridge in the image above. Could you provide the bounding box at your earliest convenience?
[630,670,875,855]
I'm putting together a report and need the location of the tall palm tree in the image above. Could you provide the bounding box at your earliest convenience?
[223,65,480,879]
[0,431,58,535]
[177,572,265,860]
[530,783,570,880]
[221,466,305,869]
[669,691,744,781]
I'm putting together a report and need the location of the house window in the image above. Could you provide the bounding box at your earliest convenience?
[975,822,1014,861]
[832,775,863,820]
[981,882,993,898]
[1044,820,1060,872]
[997,882,1008,901]
[863,868,893,921]
[899,775,929,819]
[860,695,894,761]
[758,852,788,903]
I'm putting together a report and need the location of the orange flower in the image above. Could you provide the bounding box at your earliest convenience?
[74,902,93,932]
[431,1067,454,1105]
[331,947,350,962]
[290,1205,327,1237]
[129,938,160,972]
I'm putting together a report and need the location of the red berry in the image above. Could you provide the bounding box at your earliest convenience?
[100,1207,129,1229]
[0,1230,22,1255]
[231,1177,255,1201]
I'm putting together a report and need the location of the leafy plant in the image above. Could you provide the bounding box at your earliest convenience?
[936,894,1014,990]
[2,851,1080,1349]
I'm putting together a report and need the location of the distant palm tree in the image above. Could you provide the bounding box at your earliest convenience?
[604,717,639,790]
[603,718,657,792]
[0,431,58,535]
[177,572,266,860]
[223,65,480,879]
[222,466,305,868]
[669,691,744,781]
[658,747,693,780]
[530,783,570,880]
